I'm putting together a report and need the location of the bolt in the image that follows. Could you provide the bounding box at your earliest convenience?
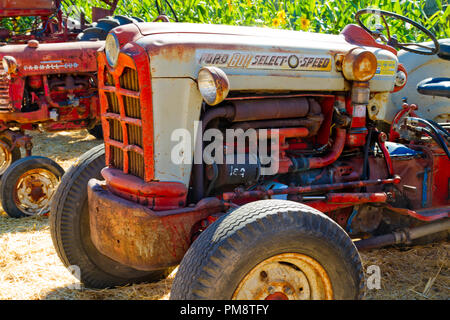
[283,286,293,295]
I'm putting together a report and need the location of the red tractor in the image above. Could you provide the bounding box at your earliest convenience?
[0,0,144,217]
[50,9,449,299]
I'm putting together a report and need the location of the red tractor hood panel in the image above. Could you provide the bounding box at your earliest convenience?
[0,41,104,76]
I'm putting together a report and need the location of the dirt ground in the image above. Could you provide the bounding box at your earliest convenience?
[0,130,448,300]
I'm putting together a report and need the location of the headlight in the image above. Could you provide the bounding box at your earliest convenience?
[342,48,377,82]
[105,33,120,67]
[2,56,18,74]
[197,66,230,106]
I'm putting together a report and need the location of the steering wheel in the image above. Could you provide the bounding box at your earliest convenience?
[355,9,440,55]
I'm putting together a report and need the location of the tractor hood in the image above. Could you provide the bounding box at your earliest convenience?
[123,22,399,92]
[0,41,104,76]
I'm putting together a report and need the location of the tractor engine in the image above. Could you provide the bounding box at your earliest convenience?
[19,72,98,131]
[0,41,103,131]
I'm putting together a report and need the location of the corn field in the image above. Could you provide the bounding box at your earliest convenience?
[1,1,450,42]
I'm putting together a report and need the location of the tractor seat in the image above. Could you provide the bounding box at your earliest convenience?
[438,40,450,61]
[417,77,450,98]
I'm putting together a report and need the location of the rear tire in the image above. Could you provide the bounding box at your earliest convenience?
[88,125,103,140]
[50,144,172,289]
[1,156,64,218]
[171,200,364,300]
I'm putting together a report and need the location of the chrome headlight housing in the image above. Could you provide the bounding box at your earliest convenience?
[2,56,18,74]
[105,33,120,67]
[197,66,230,106]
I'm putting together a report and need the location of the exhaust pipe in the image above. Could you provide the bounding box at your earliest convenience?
[355,219,450,251]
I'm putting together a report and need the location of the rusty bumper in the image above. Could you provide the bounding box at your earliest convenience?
[88,179,224,271]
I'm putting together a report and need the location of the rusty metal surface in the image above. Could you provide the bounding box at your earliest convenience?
[0,41,103,76]
[88,179,225,271]
[0,0,56,17]
[223,177,399,202]
[98,48,155,183]
[232,253,333,300]
[13,167,59,215]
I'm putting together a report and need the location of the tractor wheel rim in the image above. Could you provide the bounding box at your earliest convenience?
[14,168,60,216]
[232,253,333,300]
[0,142,12,175]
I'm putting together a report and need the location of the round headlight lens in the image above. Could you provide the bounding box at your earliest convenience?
[2,59,8,73]
[198,67,230,106]
[2,56,18,74]
[105,33,120,67]
[342,48,378,82]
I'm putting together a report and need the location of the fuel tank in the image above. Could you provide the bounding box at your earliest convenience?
[0,40,104,75]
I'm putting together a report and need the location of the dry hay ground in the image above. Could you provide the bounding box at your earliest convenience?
[0,130,448,300]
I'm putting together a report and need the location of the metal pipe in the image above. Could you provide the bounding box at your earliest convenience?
[290,127,347,171]
[223,176,400,201]
[355,218,450,251]
[192,98,320,202]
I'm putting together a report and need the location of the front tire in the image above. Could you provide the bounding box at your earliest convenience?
[171,200,364,300]
[50,144,172,289]
[1,156,64,218]
[88,125,103,140]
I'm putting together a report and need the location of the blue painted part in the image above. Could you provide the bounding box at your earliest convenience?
[346,207,359,234]
[422,168,430,208]
[385,142,419,157]
[258,181,288,200]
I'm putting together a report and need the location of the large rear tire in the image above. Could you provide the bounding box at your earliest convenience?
[170,200,364,300]
[87,125,103,140]
[50,144,172,288]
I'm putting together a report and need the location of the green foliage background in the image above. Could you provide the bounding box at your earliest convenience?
[2,0,450,42]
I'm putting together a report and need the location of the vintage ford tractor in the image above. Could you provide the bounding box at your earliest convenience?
[50,9,449,299]
[0,0,145,217]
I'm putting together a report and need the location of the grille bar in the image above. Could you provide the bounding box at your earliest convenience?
[98,53,149,180]
[0,71,11,111]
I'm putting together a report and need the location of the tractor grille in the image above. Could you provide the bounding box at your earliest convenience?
[0,71,11,111]
[99,54,148,180]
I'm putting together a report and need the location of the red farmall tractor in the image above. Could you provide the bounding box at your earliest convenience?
[50,9,449,299]
[0,0,144,217]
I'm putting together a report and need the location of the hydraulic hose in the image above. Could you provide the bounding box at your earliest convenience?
[409,117,450,159]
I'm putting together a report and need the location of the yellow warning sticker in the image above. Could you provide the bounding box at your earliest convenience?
[376,60,396,76]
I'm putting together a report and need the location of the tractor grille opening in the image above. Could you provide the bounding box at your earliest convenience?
[110,146,124,170]
[128,150,145,179]
[109,119,123,142]
[0,70,11,111]
[124,96,141,119]
[105,92,120,114]
[104,69,115,86]
[100,55,146,180]
[127,123,143,147]
[119,67,139,92]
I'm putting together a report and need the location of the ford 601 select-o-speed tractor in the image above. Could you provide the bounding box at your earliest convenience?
[50,9,449,299]
[0,0,145,217]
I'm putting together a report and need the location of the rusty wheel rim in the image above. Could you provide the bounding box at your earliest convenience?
[14,168,60,216]
[232,253,333,300]
[0,141,12,175]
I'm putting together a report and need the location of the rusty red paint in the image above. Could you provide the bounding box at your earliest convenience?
[101,168,187,210]
[88,179,225,271]
[340,24,398,56]
[222,177,400,201]
[98,46,155,182]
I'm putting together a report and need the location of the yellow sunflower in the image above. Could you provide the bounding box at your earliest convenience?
[272,17,281,28]
[227,0,233,11]
[299,17,310,30]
